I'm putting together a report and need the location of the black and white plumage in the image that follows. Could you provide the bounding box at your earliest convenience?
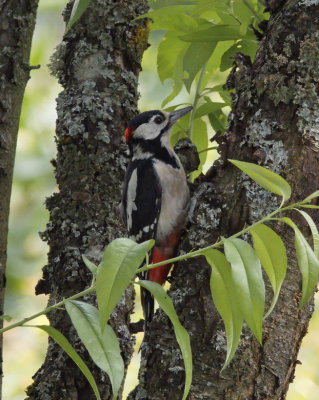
[120,107,192,322]
[122,158,161,243]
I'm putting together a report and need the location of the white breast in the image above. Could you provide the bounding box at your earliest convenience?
[153,157,189,242]
[126,168,138,230]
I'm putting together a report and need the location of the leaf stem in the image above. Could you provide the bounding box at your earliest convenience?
[137,202,299,274]
[0,286,95,334]
[0,200,305,335]
[189,64,206,141]
[198,146,218,155]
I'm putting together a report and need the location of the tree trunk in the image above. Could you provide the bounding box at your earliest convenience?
[0,0,39,397]
[26,1,148,399]
[130,0,319,399]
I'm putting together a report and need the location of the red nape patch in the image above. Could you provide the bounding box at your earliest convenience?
[124,126,134,142]
[149,247,172,286]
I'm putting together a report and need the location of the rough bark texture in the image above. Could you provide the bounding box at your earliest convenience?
[0,0,39,397]
[130,0,319,399]
[26,1,148,399]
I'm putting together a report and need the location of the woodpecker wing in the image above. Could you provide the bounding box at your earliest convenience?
[122,159,162,243]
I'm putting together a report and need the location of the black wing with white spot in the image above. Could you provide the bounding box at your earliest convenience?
[122,159,162,244]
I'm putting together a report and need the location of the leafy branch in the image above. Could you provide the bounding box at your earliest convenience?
[137,0,268,177]
[2,160,319,399]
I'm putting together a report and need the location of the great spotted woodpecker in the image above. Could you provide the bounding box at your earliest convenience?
[120,106,192,322]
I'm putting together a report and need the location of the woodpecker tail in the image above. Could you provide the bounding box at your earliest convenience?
[140,286,155,323]
[141,246,173,324]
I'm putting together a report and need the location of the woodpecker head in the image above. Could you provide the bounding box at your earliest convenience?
[124,106,193,144]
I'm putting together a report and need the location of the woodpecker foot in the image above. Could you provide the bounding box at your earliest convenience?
[129,319,145,334]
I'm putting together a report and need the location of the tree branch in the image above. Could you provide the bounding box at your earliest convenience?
[0,0,39,397]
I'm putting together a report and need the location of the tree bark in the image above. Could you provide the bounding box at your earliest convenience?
[0,0,39,397]
[130,0,319,399]
[26,1,148,399]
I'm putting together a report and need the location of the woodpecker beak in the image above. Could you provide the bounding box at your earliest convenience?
[169,106,193,126]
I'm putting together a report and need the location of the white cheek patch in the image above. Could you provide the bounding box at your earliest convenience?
[160,134,170,147]
[133,112,169,141]
[134,122,162,140]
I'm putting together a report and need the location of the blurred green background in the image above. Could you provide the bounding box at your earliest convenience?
[3,1,319,399]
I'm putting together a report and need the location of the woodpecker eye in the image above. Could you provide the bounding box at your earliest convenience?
[154,115,164,124]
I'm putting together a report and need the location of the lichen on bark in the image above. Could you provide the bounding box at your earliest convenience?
[26,1,149,399]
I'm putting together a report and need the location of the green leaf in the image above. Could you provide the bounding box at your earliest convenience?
[136,7,197,32]
[66,0,91,32]
[162,81,184,108]
[229,159,291,202]
[295,209,319,258]
[208,109,227,133]
[82,255,98,275]
[194,101,225,118]
[183,42,216,91]
[250,224,287,317]
[31,325,101,400]
[65,301,124,400]
[158,32,189,83]
[204,249,243,369]
[300,205,319,209]
[220,40,257,71]
[170,112,191,146]
[150,0,196,8]
[224,238,265,343]
[301,190,319,204]
[279,217,319,307]
[198,42,229,87]
[96,238,154,332]
[138,281,192,400]
[180,25,243,42]
[232,0,255,25]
